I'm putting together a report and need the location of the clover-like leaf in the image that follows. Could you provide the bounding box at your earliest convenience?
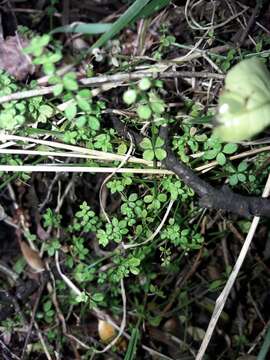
[214,58,270,142]
[143,149,155,161]
[155,148,166,160]
[140,137,152,150]
[155,136,164,147]
[65,102,77,120]
[63,72,78,91]
[137,104,152,120]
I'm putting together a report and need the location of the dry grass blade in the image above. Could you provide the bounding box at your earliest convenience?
[0,164,172,174]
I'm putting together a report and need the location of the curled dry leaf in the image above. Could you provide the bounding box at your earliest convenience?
[98,320,116,343]
[19,241,45,273]
[0,35,34,80]
[98,320,127,350]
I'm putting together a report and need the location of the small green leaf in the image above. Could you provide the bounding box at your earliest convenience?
[123,89,137,105]
[76,116,87,128]
[238,173,246,182]
[118,143,128,155]
[128,257,140,267]
[140,138,152,149]
[143,149,155,161]
[39,105,54,117]
[223,143,238,154]
[76,95,91,111]
[155,136,164,147]
[88,116,100,130]
[137,105,152,120]
[150,101,165,114]
[144,195,153,203]
[15,115,25,125]
[216,152,226,165]
[63,72,78,91]
[138,78,151,91]
[78,89,92,98]
[92,293,104,302]
[238,161,248,172]
[65,103,77,120]
[155,148,166,160]
[204,149,220,160]
[229,174,238,186]
[158,193,167,202]
[130,267,140,275]
[53,83,63,96]
[43,62,55,75]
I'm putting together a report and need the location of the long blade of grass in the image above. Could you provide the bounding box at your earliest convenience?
[51,22,112,35]
[90,0,151,51]
[257,325,270,360]
[135,0,170,19]
[124,328,140,360]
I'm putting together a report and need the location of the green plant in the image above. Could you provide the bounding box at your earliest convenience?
[44,238,61,256]
[140,136,166,161]
[97,217,129,247]
[225,161,256,186]
[43,208,62,228]
[153,25,176,60]
[161,218,204,251]
[203,137,238,165]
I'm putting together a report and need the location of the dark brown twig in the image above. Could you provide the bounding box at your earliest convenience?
[159,125,270,218]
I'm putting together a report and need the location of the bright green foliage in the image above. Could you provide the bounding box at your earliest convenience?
[24,34,51,56]
[69,201,99,233]
[97,218,129,247]
[107,174,133,194]
[44,239,61,256]
[214,57,270,142]
[140,136,166,161]
[43,208,62,228]
[219,48,237,72]
[70,236,89,260]
[110,254,142,281]
[161,218,204,251]
[138,78,152,91]
[137,104,152,120]
[172,125,202,163]
[225,161,256,187]
[62,72,78,91]
[123,89,137,105]
[149,92,165,114]
[161,177,194,200]
[203,137,238,165]
[153,25,176,60]
[33,51,62,75]
[41,300,55,324]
